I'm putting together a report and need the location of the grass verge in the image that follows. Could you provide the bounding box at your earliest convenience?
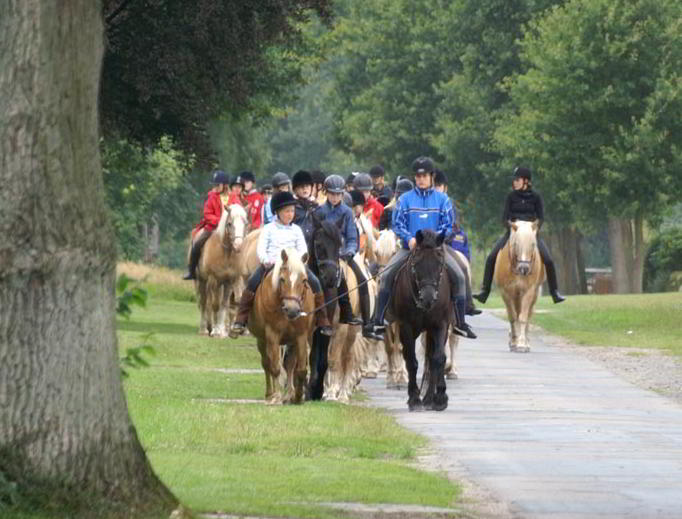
[482,291,682,356]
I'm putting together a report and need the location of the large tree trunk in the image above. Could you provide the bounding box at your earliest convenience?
[608,215,646,294]
[546,227,582,295]
[0,1,176,516]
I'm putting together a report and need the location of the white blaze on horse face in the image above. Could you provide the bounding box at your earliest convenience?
[230,204,248,251]
[510,221,537,275]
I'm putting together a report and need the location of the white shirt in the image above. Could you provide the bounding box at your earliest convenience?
[257,219,308,265]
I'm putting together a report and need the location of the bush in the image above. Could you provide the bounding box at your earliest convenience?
[644,227,682,292]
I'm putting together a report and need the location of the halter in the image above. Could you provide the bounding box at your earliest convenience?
[313,238,341,287]
[407,247,445,310]
[221,210,248,251]
[274,266,309,313]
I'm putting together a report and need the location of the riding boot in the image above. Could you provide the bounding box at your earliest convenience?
[183,242,202,280]
[229,289,256,338]
[473,254,495,303]
[544,260,566,304]
[338,280,362,325]
[453,296,477,339]
[371,288,392,338]
[358,283,380,339]
[314,292,333,336]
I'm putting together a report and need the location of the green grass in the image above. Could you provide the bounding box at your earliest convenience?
[117,280,460,518]
[482,291,682,356]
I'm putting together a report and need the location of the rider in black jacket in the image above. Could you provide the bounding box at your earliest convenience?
[474,167,566,304]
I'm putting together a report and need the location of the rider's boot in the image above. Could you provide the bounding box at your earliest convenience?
[338,283,363,325]
[358,283,381,340]
[467,300,483,316]
[229,289,256,338]
[314,292,333,336]
[453,296,477,339]
[545,261,566,304]
[183,242,202,280]
[370,288,391,339]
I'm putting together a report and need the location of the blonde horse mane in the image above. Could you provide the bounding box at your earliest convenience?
[508,221,539,262]
[216,203,248,241]
[271,248,307,290]
[357,213,377,263]
[376,229,398,266]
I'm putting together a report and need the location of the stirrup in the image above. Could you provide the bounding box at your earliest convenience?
[340,315,363,325]
[318,325,333,336]
[472,290,489,304]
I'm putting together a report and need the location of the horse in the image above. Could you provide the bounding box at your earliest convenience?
[193,204,248,337]
[389,229,451,411]
[375,230,408,390]
[248,248,315,405]
[494,220,546,353]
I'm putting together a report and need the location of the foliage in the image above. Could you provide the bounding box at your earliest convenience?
[101,136,200,262]
[116,274,156,378]
[644,227,682,292]
[101,0,333,164]
[494,0,682,229]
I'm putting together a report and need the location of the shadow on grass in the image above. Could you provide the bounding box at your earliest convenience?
[117,320,196,336]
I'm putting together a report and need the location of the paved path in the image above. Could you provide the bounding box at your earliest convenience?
[361,312,682,519]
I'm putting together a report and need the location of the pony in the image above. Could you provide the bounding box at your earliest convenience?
[389,229,451,411]
[248,248,315,404]
[375,230,408,390]
[193,204,249,337]
[494,220,546,353]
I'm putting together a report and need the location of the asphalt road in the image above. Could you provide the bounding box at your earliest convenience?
[362,311,682,519]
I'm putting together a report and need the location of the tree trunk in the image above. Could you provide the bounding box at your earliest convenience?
[0,1,176,516]
[608,216,646,294]
[546,227,581,295]
[575,232,588,294]
[142,215,160,263]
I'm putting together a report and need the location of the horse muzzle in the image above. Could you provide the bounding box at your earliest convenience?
[233,237,244,251]
[516,261,531,276]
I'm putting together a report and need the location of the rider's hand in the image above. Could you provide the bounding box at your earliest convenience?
[408,238,417,250]
[341,253,354,262]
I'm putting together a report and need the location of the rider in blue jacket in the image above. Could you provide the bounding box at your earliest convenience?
[372,157,476,340]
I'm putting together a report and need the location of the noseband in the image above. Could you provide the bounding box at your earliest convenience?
[508,234,536,275]
[408,248,445,310]
[222,214,247,251]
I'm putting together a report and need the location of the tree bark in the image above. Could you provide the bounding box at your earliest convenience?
[0,1,176,515]
[575,231,588,294]
[608,216,646,294]
[546,227,581,295]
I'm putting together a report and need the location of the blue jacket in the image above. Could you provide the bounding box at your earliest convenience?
[450,230,470,261]
[314,201,358,257]
[393,187,455,249]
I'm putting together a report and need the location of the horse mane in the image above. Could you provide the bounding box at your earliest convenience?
[357,213,377,262]
[377,229,397,258]
[216,203,248,239]
[271,248,307,289]
[317,219,343,249]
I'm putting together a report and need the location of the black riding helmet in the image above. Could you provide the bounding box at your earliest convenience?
[311,169,327,185]
[239,170,255,183]
[230,175,245,188]
[395,178,414,197]
[369,165,385,178]
[350,189,366,207]
[353,173,373,191]
[212,170,229,185]
[513,166,532,180]
[292,170,314,189]
[412,156,435,174]
[433,169,447,186]
[270,191,297,213]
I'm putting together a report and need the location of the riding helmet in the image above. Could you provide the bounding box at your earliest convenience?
[513,166,532,180]
[412,156,435,174]
[345,172,357,187]
[212,170,229,185]
[230,175,245,187]
[433,169,447,186]
[350,189,366,207]
[353,172,373,191]
[270,191,297,213]
[395,178,414,197]
[369,165,385,178]
[324,174,346,194]
[292,170,314,189]
[259,183,273,195]
[271,171,290,187]
[311,169,327,185]
[343,192,353,207]
[239,170,255,183]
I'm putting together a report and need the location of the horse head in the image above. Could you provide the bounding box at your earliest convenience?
[411,230,446,311]
[508,220,538,276]
[272,248,309,320]
[218,204,248,252]
[310,213,342,289]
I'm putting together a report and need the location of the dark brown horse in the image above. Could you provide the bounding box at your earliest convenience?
[389,229,451,411]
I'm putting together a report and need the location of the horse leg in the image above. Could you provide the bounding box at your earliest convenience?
[197,279,210,335]
[264,331,283,405]
[307,330,329,401]
[430,325,449,412]
[293,336,308,404]
[257,338,274,402]
[399,324,421,411]
[445,330,459,380]
[325,325,345,401]
[282,344,296,404]
[502,291,520,351]
[213,283,230,338]
[422,332,435,407]
[515,289,538,353]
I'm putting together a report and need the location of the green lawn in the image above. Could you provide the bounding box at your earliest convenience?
[118,285,461,518]
[482,291,682,356]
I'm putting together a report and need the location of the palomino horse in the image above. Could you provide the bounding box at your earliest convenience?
[494,220,546,353]
[249,249,314,405]
[375,230,408,390]
[390,230,451,411]
[194,204,248,337]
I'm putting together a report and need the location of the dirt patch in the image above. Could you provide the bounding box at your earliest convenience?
[538,329,682,406]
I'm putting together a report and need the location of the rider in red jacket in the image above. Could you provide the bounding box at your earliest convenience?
[240,170,264,229]
[183,170,230,280]
[353,173,384,228]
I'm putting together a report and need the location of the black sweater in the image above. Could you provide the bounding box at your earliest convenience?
[502,189,544,227]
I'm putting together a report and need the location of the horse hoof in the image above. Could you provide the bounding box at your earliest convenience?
[446,372,458,380]
[432,395,448,411]
[363,371,378,379]
[408,398,423,412]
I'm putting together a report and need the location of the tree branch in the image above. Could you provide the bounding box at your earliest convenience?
[105,0,133,26]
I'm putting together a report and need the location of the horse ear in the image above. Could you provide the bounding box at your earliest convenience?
[510,222,518,232]
[415,230,424,245]
[531,221,538,231]
[301,252,308,264]
[281,249,289,263]
[436,231,446,246]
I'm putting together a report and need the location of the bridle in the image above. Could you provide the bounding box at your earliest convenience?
[408,247,445,310]
[275,266,309,312]
[508,229,537,275]
[221,210,248,251]
[313,234,341,287]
